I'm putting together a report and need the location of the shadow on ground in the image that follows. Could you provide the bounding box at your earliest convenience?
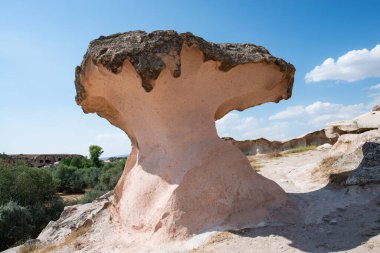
[230,142,380,252]
[231,193,380,252]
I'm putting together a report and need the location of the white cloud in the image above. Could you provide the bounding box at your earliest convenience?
[216,112,288,141]
[269,101,366,126]
[268,105,304,120]
[369,83,380,89]
[305,44,380,82]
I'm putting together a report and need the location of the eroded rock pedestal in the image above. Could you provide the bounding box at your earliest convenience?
[75,31,295,240]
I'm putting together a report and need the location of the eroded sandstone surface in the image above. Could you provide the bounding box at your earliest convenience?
[74,30,295,241]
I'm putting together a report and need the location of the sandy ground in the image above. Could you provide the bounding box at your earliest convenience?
[193,150,380,253]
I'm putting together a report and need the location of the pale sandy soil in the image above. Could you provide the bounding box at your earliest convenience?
[193,150,380,253]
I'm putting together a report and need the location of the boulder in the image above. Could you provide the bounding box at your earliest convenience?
[75,30,295,240]
[373,104,380,111]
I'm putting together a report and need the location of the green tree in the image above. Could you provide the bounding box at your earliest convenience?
[89,145,103,167]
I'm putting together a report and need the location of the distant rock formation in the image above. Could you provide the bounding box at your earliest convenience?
[4,154,84,167]
[325,110,380,138]
[373,104,380,111]
[75,30,295,241]
[223,129,337,155]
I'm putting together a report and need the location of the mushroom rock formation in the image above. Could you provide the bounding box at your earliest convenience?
[75,30,295,241]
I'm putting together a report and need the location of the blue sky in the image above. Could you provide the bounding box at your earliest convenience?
[1,0,379,157]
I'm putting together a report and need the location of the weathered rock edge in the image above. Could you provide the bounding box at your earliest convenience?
[223,129,337,156]
[75,30,295,103]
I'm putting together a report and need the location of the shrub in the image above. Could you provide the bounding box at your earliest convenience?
[97,159,125,190]
[79,167,101,188]
[0,159,64,249]
[0,201,33,251]
[79,159,125,204]
[79,189,107,204]
[0,161,57,206]
[52,165,85,194]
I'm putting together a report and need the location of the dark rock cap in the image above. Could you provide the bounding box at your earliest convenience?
[75,30,295,103]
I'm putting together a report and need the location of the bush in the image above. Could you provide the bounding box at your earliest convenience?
[98,159,125,190]
[52,165,85,194]
[0,161,57,206]
[79,189,107,204]
[0,201,33,250]
[79,159,125,204]
[79,167,101,188]
[0,159,64,249]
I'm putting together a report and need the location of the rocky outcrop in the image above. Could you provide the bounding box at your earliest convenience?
[315,129,380,186]
[37,192,113,244]
[4,154,84,168]
[223,129,336,155]
[346,137,380,185]
[373,104,380,111]
[75,30,295,241]
[325,110,380,138]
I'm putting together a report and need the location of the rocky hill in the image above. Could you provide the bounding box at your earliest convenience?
[3,154,84,167]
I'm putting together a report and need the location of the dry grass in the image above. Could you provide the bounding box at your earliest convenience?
[312,156,351,185]
[248,157,263,172]
[58,193,84,202]
[285,145,317,154]
[19,244,40,253]
[191,231,233,252]
[207,231,233,244]
[266,151,283,159]
[312,156,339,177]
[20,225,92,253]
